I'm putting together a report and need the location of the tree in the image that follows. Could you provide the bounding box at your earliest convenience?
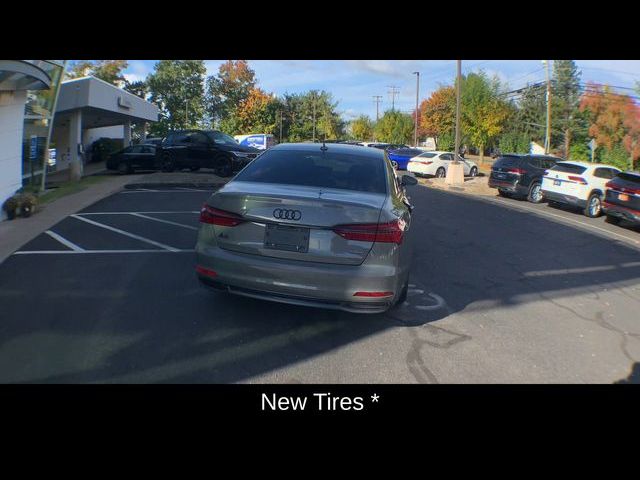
[374,110,414,144]
[418,86,456,149]
[552,60,582,157]
[146,60,206,136]
[67,60,129,87]
[230,87,280,135]
[283,90,344,142]
[460,72,510,162]
[124,80,148,99]
[350,115,374,141]
[206,60,257,128]
[580,83,640,170]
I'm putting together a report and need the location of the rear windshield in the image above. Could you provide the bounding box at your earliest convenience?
[493,156,521,168]
[234,148,387,194]
[551,163,587,174]
[616,172,640,184]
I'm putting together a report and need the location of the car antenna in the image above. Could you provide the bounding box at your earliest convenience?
[320,134,328,152]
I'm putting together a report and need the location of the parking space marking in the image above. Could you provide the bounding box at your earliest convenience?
[44,230,85,252]
[129,213,199,230]
[70,214,180,252]
[13,249,195,255]
[119,190,211,194]
[484,196,640,247]
[75,211,200,215]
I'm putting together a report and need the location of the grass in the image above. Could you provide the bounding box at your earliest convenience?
[34,176,110,205]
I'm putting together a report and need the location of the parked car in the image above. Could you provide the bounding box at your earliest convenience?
[106,144,159,174]
[142,137,164,146]
[159,130,260,176]
[541,161,622,217]
[234,133,276,150]
[407,151,478,178]
[387,148,425,170]
[488,154,560,203]
[195,143,418,314]
[603,171,640,226]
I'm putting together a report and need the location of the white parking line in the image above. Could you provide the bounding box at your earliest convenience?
[485,196,640,248]
[129,213,198,230]
[119,190,210,194]
[75,211,200,215]
[13,249,195,255]
[45,230,85,251]
[70,214,180,252]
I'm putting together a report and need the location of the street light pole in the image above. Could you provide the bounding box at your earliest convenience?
[445,60,465,185]
[413,71,420,147]
[543,60,551,154]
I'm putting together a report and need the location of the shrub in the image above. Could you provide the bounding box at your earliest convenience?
[599,144,632,170]
[569,142,591,162]
[2,196,19,220]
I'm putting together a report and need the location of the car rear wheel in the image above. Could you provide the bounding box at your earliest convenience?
[217,156,233,177]
[527,182,543,203]
[161,154,175,172]
[396,277,409,306]
[469,167,478,177]
[435,167,446,178]
[584,192,603,218]
[605,215,621,225]
[118,161,133,175]
[391,160,399,170]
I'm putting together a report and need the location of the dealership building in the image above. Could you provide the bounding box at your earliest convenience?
[0,60,158,220]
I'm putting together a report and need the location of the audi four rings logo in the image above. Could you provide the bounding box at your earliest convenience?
[273,208,302,220]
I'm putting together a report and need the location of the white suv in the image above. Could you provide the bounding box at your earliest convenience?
[541,161,622,217]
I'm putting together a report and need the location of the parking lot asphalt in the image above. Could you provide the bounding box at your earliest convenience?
[0,183,639,384]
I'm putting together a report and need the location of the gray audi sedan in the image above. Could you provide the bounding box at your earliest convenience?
[195,142,417,313]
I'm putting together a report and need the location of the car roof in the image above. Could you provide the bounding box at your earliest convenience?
[556,160,616,168]
[271,142,385,159]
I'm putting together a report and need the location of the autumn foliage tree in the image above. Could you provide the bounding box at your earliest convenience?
[350,115,374,141]
[234,87,279,134]
[579,83,640,169]
[418,86,456,148]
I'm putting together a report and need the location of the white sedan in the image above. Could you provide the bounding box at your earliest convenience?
[407,151,479,178]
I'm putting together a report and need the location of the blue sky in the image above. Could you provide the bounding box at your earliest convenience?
[122,60,640,120]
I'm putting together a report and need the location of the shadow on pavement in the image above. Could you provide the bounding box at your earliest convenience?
[0,186,638,383]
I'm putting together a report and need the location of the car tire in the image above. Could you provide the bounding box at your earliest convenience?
[396,277,409,306]
[217,156,233,177]
[605,215,621,225]
[391,160,399,170]
[435,167,446,178]
[584,192,603,218]
[118,161,133,175]
[161,154,175,172]
[527,182,543,203]
[498,189,510,198]
[469,167,478,177]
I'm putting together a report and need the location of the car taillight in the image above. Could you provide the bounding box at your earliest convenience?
[199,204,245,226]
[506,168,525,174]
[568,176,588,185]
[423,161,433,165]
[195,265,217,278]
[605,181,616,189]
[611,184,640,195]
[333,219,405,244]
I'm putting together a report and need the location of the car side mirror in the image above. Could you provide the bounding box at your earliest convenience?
[401,175,418,186]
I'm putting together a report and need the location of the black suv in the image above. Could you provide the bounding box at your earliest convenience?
[159,130,260,177]
[488,154,560,203]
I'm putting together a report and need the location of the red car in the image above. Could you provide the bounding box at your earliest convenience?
[603,171,640,226]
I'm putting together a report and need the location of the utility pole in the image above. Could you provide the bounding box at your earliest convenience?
[543,60,552,154]
[312,93,316,142]
[387,85,400,111]
[413,72,420,147]
[445,60,464,185]
[373,95,383,121]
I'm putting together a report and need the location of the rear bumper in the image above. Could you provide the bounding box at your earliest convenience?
[488,178,527,195]
[195,244,405,314]
[603,202,640,224]
[541,189,586,208]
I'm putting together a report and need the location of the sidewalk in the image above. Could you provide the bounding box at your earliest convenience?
[0,172,144,264]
